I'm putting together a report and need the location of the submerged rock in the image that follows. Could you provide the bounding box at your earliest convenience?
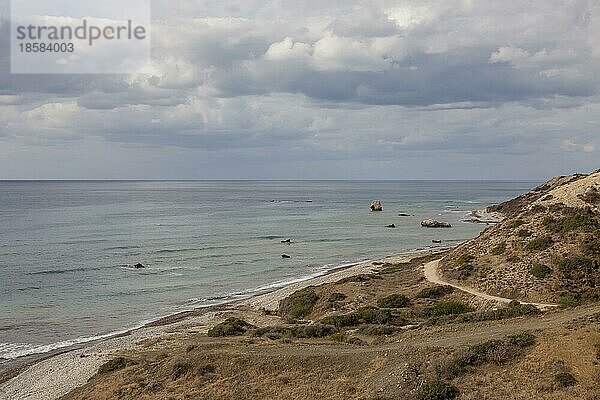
[370,200,383,211]
[398,213,411,217]
[421,219,452,228]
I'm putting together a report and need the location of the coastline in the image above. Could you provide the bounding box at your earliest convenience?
[0,247,449,400]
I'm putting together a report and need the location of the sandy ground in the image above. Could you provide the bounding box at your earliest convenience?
[423,259,558,310]
[532,171,600,211]
[0,250,432,400]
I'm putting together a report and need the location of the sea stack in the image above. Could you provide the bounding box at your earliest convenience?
[370,200,383,211]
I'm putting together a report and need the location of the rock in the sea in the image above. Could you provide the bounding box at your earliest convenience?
[281,254,291,259]
[281,238,292,244]
[398,213,411,217]
[386,224,396,228]
[133,263,146,269]
[432,240,442,243]
[370,200,383,211]
[421,219,452,228]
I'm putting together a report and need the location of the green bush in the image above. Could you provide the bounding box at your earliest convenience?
[525,236,554,251]
[278,288,319,318]
[428,301,473,317]
[416,285,455,299]
[491,241,507,255]
[356,307,393,324]
[319,313,360,328]
[530,263,552,278]
[98,356,137,374]
[554,372,577,387]
[545,207,600,232]
[377,293,410,308]
[357,324,400,336]
[558,295,582,308]
[319,307,393,327]
[207,317,255,337]
[456,254,474,265]
[456,302,539,323]
[417,380,459,400]
[556,256,594,274]
[253,323,337,339]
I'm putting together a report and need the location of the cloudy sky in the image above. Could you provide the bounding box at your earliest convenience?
[1,0,599,179]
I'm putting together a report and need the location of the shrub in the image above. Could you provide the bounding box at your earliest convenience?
[578,188,600,204]
[506,219,525,229]
[328,292,347,302]
[377,294,410,308]
[253,323,337,339]
[558,295,582,308]
[416,285,455,299]
[98,356,137,374]
[530,263,552,278]
[278,288,319,318]
[526,236,554,251]
[171,361,192,380]
[356,307,393,324]
[507,255,521,263]
[581,238,600,259]
[207,317,255,337]
[517,229,532,237]
[491,241,507,255]
[554,372,577,387]
[434,333,535,379]
[556,256,594,274]
[456,302,539,323]
[319,313,360,328]
[456,254,474,265]
[357,324,400,336]
[545,207,600,232]
[428,301,473,317]
[417,380,459,400]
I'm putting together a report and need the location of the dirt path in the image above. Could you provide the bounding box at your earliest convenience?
[423,259,557,310]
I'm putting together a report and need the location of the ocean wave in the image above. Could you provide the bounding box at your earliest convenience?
[0,324,141,360]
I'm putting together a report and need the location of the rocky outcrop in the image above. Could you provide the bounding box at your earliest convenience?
[370,200,383,211]
[421,219,452,228]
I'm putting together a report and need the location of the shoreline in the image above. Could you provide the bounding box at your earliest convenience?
[0,247,450,399]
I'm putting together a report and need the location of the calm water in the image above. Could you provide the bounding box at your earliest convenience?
[0,180,535,360]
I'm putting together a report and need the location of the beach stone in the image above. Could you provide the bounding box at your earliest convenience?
[421,219,452,228]
[370,200,383,211]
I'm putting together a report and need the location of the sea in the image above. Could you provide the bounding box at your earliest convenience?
[0,180,536,362]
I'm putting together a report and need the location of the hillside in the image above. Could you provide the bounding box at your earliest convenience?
[440,171,600,304]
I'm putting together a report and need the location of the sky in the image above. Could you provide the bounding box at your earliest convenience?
[0,0,599,180]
